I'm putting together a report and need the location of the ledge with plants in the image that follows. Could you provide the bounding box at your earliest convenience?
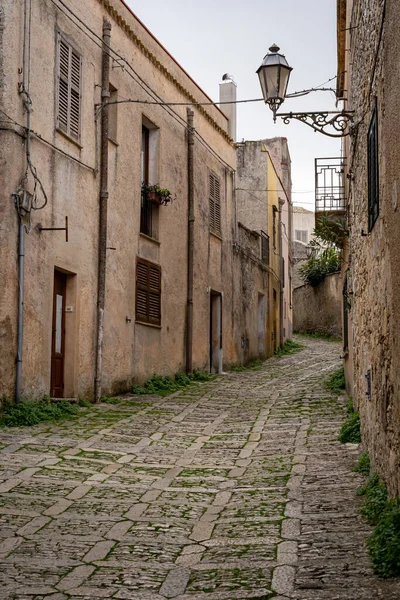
[142,183,175,206]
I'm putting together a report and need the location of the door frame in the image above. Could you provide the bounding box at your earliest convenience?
[50,269,67,397]
[209,290,223,374]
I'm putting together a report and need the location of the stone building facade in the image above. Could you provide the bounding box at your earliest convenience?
[0,0,280,401]
[292,206,315,289]
[236,139,293,356]
[337,0,400,496]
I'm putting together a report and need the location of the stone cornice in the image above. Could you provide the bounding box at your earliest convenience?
[99,0,233,145]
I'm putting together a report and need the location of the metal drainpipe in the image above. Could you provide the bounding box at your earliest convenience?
[16,218,25,403]
[186,108,195,373]
[94,18,111,403]
[278,198,285,348]
[16,0,31,403]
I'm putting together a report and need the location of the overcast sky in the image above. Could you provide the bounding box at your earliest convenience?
[126,0,340,210]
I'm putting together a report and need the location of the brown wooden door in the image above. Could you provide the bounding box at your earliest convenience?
[51,270,67,397]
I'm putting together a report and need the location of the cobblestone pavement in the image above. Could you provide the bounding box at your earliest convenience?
[1,336,399,600]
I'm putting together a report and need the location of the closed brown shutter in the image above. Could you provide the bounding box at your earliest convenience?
[136,258,161,326]
[209,172,221,236]
[57,33,81,142]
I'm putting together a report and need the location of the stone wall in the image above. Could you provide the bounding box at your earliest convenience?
[293,273,342,337]
[340,0,400,496]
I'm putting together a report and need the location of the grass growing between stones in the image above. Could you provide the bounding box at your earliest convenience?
[357,473,400,578]
[338,398,361,443]
[0,397,85,427]
[295,331,342,342]
[230,359,264,372]
[132,371,214,396]
[353,451,371,475]
[326,366,346,394]
[274,339,304,357]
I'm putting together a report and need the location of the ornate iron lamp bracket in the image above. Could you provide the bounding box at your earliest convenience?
[276,110,354,138]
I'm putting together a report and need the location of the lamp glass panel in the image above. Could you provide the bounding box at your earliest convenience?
[278,65,291,99]
[258,65,279,102]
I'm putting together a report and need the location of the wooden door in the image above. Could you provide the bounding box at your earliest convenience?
[51,270,66,397]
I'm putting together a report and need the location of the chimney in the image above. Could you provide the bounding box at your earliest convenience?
[219,73,237,141]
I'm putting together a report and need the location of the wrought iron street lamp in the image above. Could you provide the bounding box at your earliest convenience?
[257,45,354,138]
[256,44,292,123]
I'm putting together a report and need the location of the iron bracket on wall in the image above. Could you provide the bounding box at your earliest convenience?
[38,216,68,242]
[276,110,354,138]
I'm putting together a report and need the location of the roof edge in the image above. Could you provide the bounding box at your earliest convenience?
[336,0,347,98]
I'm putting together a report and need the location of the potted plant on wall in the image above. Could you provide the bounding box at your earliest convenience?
[142,183,174,206]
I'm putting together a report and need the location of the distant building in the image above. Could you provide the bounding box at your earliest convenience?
[236,138,293,355]
[292,206,315,289]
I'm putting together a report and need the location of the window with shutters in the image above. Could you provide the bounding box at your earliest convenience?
[136,258,161,326]
[261,231,270,265]
[56,32,82,142]
[209,171,221,236]
[367,104,379,232]
[140,119,160,239]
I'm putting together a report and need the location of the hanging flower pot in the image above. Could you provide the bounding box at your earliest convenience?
[142,183,174,206]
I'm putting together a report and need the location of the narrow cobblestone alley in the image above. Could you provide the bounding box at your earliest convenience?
[0,337,399,600]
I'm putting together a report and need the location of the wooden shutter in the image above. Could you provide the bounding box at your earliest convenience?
[367,105,379,232]
[261,232,270,265]
[57,33,81,142]
[209,172,221,236]
[136,258,161,326]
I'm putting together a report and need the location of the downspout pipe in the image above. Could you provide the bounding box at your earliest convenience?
[278,197,285,348]
[94,18,111,402]
[16,219,25,403]
[16,0,32,403]
[186,108,195,373]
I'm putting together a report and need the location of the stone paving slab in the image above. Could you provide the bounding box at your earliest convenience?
[0,336,399,599]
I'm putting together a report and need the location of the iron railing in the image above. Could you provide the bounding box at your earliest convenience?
[315,157,346,213]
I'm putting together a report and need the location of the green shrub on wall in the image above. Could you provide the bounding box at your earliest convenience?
[299,247,341,287]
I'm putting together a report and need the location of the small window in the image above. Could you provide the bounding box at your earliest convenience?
[295,230,308,243]
[367,104,379,232]
[108,84,118,143]
[140,125,152,236]
[140,121,160,238]
[261,231,270,265]
[57,32,82,142]
[209,171,221,236]
[136,258,161,326]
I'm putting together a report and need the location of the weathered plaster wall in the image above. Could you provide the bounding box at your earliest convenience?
[0,0,239,399]
[236,141,268,233]
[236,139,294,357]
[293,273,342,337]
[263,139,293,342]
[233,224,269,364]
[1,0,274,401]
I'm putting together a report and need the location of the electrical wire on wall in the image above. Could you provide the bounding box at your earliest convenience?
[48,0,339,177]
[14,0,48,230]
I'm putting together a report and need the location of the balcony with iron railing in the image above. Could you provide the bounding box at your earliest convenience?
[315,157,346,216]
